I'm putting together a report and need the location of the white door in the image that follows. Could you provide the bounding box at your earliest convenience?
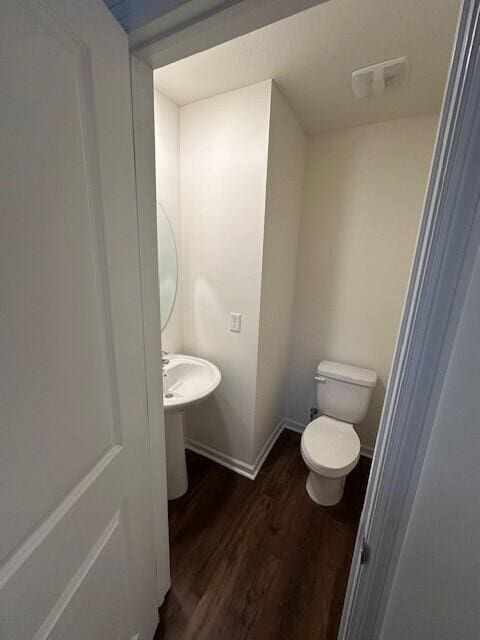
[0,1,159,639]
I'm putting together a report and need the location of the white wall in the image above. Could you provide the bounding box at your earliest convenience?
[254,84,306,458]
[154,89,183,352]
[285,115,438,449]
[380,243,480,640]
[156,86,437,465]
[180,81,272,464]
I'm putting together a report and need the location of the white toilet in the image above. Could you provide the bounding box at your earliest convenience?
[301,360,377,506]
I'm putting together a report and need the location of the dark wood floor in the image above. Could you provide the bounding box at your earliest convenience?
[154,430,370,640]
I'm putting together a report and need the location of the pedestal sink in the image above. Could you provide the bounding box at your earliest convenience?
[163,354,221,499]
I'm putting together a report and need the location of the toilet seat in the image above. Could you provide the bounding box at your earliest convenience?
[301,416,360,479]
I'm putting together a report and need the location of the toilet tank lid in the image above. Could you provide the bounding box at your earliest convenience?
[317,360,377,388]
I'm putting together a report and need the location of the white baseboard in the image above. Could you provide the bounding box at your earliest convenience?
[282,417,307,434]
[253,419,285,476]
[283,417,374,459]
[185,439,256,479]
[186,418,374,481]
[185,419,284,481]
[360,444,374,459]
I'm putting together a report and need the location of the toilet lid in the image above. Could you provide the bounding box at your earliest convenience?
[301,416,360,474]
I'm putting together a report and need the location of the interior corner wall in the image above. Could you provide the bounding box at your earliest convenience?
[285,114,439,449]
[254,83,306,459]
[154,88,183,352]
[179,80,272,465]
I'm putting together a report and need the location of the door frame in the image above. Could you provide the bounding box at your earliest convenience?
[129,0,480,632]
[130,54,171,604]
[128,0,329,69]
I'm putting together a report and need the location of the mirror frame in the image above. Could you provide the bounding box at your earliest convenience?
[157,201,178,331]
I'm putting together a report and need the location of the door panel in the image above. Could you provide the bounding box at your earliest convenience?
[1,0,119,563]
[0,1,158,638]
[37,512,131,640]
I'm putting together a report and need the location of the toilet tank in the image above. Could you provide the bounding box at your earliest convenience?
[315,360,377,424]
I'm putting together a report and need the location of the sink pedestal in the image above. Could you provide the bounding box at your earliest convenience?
[162,353,221,499]
[165,410,188,499]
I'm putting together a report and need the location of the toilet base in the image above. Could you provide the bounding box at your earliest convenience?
[306,471,345,506]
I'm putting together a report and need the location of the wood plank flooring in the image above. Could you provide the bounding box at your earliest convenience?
[154,430,370,640]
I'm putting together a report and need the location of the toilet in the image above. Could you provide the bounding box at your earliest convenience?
[301,360,377,506]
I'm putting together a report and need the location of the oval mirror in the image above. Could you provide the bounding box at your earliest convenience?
[157,202,178,330]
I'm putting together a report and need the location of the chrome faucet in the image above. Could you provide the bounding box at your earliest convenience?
[162,350,169,368]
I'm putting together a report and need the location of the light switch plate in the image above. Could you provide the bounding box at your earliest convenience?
[230,312,242,333]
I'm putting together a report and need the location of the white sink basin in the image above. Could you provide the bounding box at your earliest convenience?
[163,354,221,412]
[162,353,221,500]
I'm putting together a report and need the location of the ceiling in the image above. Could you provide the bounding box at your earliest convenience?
[154,0,461,133]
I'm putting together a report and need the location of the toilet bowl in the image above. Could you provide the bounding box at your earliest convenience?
[301,416,360,506]
[301,360,377,506]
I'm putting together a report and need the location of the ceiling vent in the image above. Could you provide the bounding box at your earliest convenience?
[351,57,409,99]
